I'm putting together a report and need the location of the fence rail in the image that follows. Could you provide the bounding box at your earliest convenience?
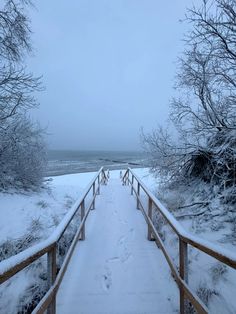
[1,167,235,314]
[122,168,236,314]
[0,167,108,314]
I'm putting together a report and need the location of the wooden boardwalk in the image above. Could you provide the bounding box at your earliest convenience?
[56,176,178,314]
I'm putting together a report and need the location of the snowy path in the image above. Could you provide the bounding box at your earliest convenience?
[57,175,178,314]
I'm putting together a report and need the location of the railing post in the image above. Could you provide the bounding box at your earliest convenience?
[80,200,85,240]
[131,175,134,195]
[147,197,154,241]
[127,171,129,186]
[97,175,100,195]
[179,238,188,314]
[123,171,127,185]
[92,182,96,209]
[47,244,57,314]
[137,182,140,209]
[102,170,107,185]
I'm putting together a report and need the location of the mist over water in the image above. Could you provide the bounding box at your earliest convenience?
[46,150,149,176]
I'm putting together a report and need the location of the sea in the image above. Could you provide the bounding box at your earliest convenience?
[46,150,149,176]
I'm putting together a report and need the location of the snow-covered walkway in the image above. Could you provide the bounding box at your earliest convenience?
[57,174,178,314]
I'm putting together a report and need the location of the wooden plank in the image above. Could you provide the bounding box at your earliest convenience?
[47,244,57,314]
[131,175,134,195]
[121,169,128,185]
[97,175,100,195]
[179,239,188,283]
[80,200,85,241]
[127,170,130,186]
[179,239,188,314]
[92,182,96,209]
[137,182,140,209]
[147,197,153,241]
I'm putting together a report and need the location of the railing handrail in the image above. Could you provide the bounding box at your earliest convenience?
[0,167,106,285]
[122,168,236,314]
[126,168,236,268]
[1,167,235,314]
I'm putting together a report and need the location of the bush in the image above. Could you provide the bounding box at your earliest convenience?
[0,115,46,190]
[182,129,236,190]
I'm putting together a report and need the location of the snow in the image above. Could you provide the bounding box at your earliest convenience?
[130,168,236,265]
[57,174,178,314]
[0,171,97,245]
[126,168,236,314]
[0,170,104,276]
[130,173,236,313]
[0,170,98,313]
[0,166,235,313]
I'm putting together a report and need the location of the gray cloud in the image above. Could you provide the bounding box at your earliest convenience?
[27,0,200,151]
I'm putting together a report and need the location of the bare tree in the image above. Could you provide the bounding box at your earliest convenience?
[142,0,236,187]
[0,0,45,189]
[0,0,42,125]
[173,0,236,134]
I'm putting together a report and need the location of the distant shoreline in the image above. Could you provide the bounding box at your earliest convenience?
[46,164,145,177]
[46,150,149,177]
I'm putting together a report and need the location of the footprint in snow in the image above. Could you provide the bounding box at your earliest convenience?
[121,252,133,264]
[129,228,135,238]
[106,256,120,263]
[118,236,125,246]
[119,218,128,225]
[101,266,112,291]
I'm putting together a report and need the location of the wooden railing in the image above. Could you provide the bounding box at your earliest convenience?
[0,167,108,314]
[122,168,236,314]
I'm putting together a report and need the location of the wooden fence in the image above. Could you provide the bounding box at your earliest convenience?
[0,167,108,314]
[122,168,236,314]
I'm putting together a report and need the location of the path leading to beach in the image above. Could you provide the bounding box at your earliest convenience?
[57,174,178,314]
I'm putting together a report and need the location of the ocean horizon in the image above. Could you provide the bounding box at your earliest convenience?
[46,149,149,176]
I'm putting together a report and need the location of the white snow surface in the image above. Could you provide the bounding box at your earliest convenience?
[0,168,159,314]
[130,169,236,263]
[0,170,97,313]
[0,170,104,276]
[0,169,152,245]
[0,171,97,243]
[1,167,235,313]
[57,174,178,314]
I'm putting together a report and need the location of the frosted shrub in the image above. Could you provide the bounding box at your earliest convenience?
[36,200,49,209]
[152,209,166,241]
[196,282,219,307]
[210,263,228,284]
[17,281,47,314]
[0,218,43,261]
[15,258,48,314]
[0,115,46,190]
[57,212,80,267]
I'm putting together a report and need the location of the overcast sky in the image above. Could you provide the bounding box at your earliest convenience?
[28,0,199,151]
